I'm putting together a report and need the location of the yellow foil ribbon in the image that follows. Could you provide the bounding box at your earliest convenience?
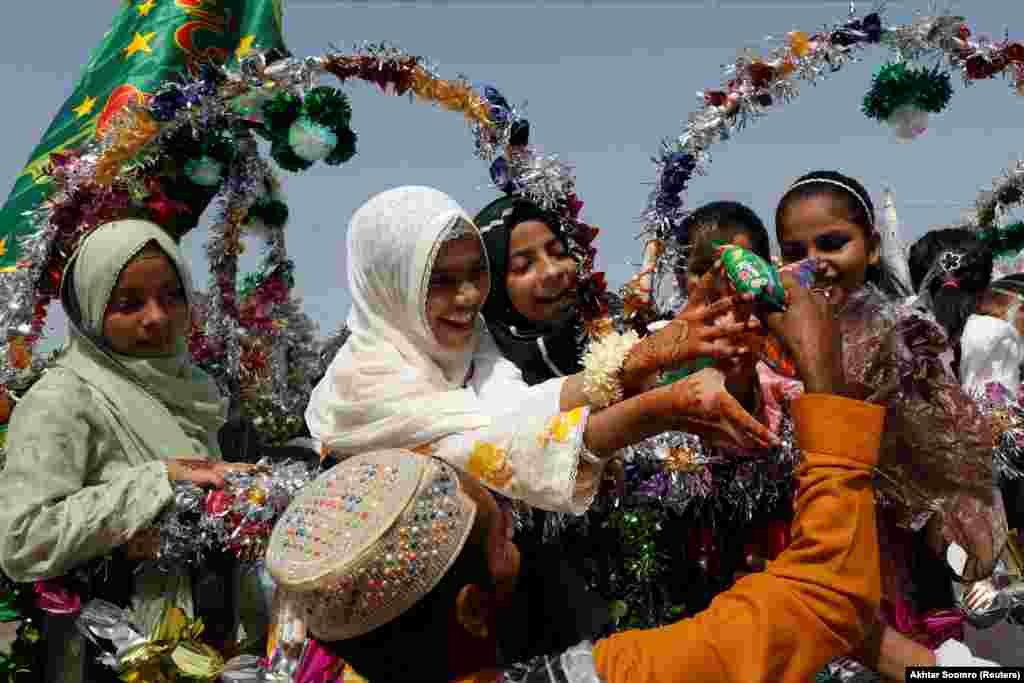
[117,604,224,682]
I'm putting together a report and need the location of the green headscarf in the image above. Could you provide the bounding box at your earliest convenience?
[56,219,227,462]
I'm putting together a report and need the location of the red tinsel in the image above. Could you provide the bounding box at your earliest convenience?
[324,55,420,95]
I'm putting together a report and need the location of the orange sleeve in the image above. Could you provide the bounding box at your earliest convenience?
[592,394,885,683]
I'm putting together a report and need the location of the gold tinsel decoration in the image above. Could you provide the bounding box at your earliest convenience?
[664,446,704,473]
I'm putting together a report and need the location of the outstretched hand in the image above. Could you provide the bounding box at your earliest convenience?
[622,280,761,395]
[668,367,779,450]
[763,272,843,395]
[165,459,265,488]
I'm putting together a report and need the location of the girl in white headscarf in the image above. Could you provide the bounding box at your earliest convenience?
[306,186,776,514]
[0,219,257,681]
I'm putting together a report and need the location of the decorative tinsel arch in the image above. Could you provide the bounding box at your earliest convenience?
[619,4,1024,323]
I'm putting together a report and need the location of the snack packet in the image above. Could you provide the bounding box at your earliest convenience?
[714,243,786,313]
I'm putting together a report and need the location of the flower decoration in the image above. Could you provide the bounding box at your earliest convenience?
[862,62,953,141]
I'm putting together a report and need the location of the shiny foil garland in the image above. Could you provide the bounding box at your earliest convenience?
[150,458,316,571]
[535,416,802,630]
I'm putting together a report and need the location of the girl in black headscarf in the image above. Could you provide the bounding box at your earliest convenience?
[474,195,584,385]
[474,194,616,648]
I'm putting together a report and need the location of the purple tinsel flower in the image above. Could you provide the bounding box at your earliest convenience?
[660,152,696,196]
[151,88,187,121]
[490,157,523,195]
[478,84,512,123]
[637,472,671,499]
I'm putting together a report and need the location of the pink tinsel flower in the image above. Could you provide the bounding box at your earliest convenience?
[33,580,81,615]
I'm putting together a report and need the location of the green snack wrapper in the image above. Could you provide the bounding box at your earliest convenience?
[715,243,786,313]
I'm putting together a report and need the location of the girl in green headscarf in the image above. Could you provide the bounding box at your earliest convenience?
[0,219,256,681]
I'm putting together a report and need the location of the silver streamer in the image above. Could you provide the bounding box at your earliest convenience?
[149,458,316,571]
[499,147,577,214]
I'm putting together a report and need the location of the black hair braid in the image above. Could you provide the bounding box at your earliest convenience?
[908,228,993,341]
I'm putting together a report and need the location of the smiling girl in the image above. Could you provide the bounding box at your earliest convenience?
[776,171,1007,675]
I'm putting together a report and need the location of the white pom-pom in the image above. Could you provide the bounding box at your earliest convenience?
[887,104,929,142]
[288,116,337,162]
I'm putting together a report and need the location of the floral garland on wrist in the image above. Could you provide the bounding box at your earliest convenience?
[581,329,640,409]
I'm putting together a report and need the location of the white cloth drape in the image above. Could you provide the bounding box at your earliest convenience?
[960,314,1023,396]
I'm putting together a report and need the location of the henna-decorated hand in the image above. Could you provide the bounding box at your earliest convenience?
[622,294,761,394]
[668,367,779,449]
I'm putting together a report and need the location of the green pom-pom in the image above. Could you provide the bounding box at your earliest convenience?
[263,92,302,132]
[915,68,954,113]
[270,138,313,172]
[304,86,352,129]
[862,62,953,122]
[980,221,1024,257]
[324,127,357,166]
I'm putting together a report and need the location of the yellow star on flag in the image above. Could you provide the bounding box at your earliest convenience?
[236,35,256,60]
[136,0,156,16]
[72,95,97,118]
[0,237,7,260]
[124,32,157,58]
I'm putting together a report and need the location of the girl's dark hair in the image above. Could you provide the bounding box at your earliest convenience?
[908,228,993,341]
[680,201,771,258]
[678,201,771,275]
[322,538,491,681]
[776,170,909,300]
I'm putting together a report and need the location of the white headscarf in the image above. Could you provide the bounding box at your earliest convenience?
[305,187,492,454]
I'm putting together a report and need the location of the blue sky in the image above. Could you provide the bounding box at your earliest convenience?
[3,0,1023,346]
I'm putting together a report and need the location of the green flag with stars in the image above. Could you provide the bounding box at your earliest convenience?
[0,0,286,271]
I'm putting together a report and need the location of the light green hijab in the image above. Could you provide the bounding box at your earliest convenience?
[56,219,227,462]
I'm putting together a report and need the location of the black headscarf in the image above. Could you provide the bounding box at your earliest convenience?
[474,196,585,386]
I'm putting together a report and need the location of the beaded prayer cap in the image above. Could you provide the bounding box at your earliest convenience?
[265,449,477,641]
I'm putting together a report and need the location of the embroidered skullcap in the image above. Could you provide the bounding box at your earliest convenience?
[265,449,477,641]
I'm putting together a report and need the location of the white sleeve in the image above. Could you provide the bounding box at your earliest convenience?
[415,336,600,514]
